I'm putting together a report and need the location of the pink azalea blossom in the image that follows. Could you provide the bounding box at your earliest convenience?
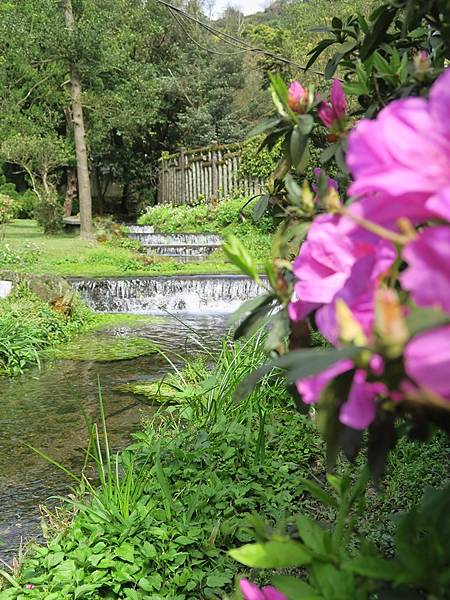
[288,80,308,114]
[318,79,347,129]
[339,370,386,429]
[316,241,397,344]
[296,359,353,404]
[401,225,450,313]
[296,362,386,430]
[404,325,450,401]
[346,68,450,228]
[289,214,369,310]
[289,213,396,342]
[240,579,288,600]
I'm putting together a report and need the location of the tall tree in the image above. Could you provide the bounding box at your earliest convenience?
[62,0,93,238]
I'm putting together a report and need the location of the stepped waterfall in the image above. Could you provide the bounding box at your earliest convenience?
[70,275,264,314]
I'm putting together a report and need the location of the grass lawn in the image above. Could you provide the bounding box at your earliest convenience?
[0,220,243,277]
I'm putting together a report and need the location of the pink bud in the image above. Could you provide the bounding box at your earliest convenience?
[25,584,35,589]
[318,79,347,130]
[288,80,308,113]
[414,50,431,73]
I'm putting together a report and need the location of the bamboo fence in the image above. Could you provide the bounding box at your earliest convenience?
[158,141,263,205]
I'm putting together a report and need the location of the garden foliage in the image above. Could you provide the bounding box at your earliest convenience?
[0,284,92,376]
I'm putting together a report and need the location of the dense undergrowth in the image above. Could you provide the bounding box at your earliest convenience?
[0,283,157,376]
[1,333,448,599]
[0,284,93,376]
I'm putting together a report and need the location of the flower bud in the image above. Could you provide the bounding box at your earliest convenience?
[414,50,431,74]
[288,81,309,114]
[375,289,408,358]
[323,187,342,213]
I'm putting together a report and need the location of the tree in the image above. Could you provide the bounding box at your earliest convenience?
[62,0,93,239]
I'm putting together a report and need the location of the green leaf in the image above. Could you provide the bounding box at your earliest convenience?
[116,543,135,563]
[296,514,330,555]
[265,308,290,352]
[290,126,307,171]
[230,294,275,326]
[74,584,102,598]
[405,305,450,336]
[139,575,163,591]
[343,556,406,582]
[206,572,233,588]
[320,144,337,164]
[312,563,356,600]
[336,40,357,54]
[272,575,321,600]
[229,541,311,568]
[360,7,397,61]
[234,301,274,340]
[249,116,282,137]
[274,346,360,383]
[223,234,258,281]
[298,478,339,510]
[235,347,360,403]
[252,194,270,222]
[297,114,314,135]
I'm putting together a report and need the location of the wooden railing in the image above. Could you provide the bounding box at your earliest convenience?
[158,142,263,205]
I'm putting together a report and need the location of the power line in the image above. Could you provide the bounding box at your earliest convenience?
[170,9,249,56]
[157,0,326,77]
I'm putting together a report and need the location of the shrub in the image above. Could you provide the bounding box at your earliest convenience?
[34,192,64,234]
[0,193,16,225]
[0,285,93,376]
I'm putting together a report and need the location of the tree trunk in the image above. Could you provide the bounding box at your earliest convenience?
[64,167,77,217]
[62,0,93,239]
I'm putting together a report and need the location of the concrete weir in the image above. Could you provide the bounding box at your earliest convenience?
[69,274,264,314]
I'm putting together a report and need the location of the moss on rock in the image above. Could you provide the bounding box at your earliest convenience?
[45,332,159,362]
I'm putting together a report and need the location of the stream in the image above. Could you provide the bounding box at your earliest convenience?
[0,313,230,560]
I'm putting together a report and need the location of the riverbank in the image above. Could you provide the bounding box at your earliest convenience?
[0,279,158,377]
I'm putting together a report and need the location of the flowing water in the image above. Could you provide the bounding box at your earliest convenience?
[0,314,230,560]
[71,275,265,314]
[127,228,222,261]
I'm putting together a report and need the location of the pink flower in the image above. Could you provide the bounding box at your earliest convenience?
[346,68,450,228]
[25,584,35,589]
[404,325,450,401]
[316,241,396,344]
[318,79,347,129]
[401,226,450,313]
[288,213,396,342]
[289,214,369,312]
[297,362,386,430]
[240,579,288,600]
[288,80,308,114]
[339,370,386,429]
[297,359,354,404]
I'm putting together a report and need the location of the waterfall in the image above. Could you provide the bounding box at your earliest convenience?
[127,228,222,261]
[70,275,265,314]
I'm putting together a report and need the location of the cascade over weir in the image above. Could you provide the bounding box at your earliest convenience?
[71,274,264,314]
[128,226,222,262]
